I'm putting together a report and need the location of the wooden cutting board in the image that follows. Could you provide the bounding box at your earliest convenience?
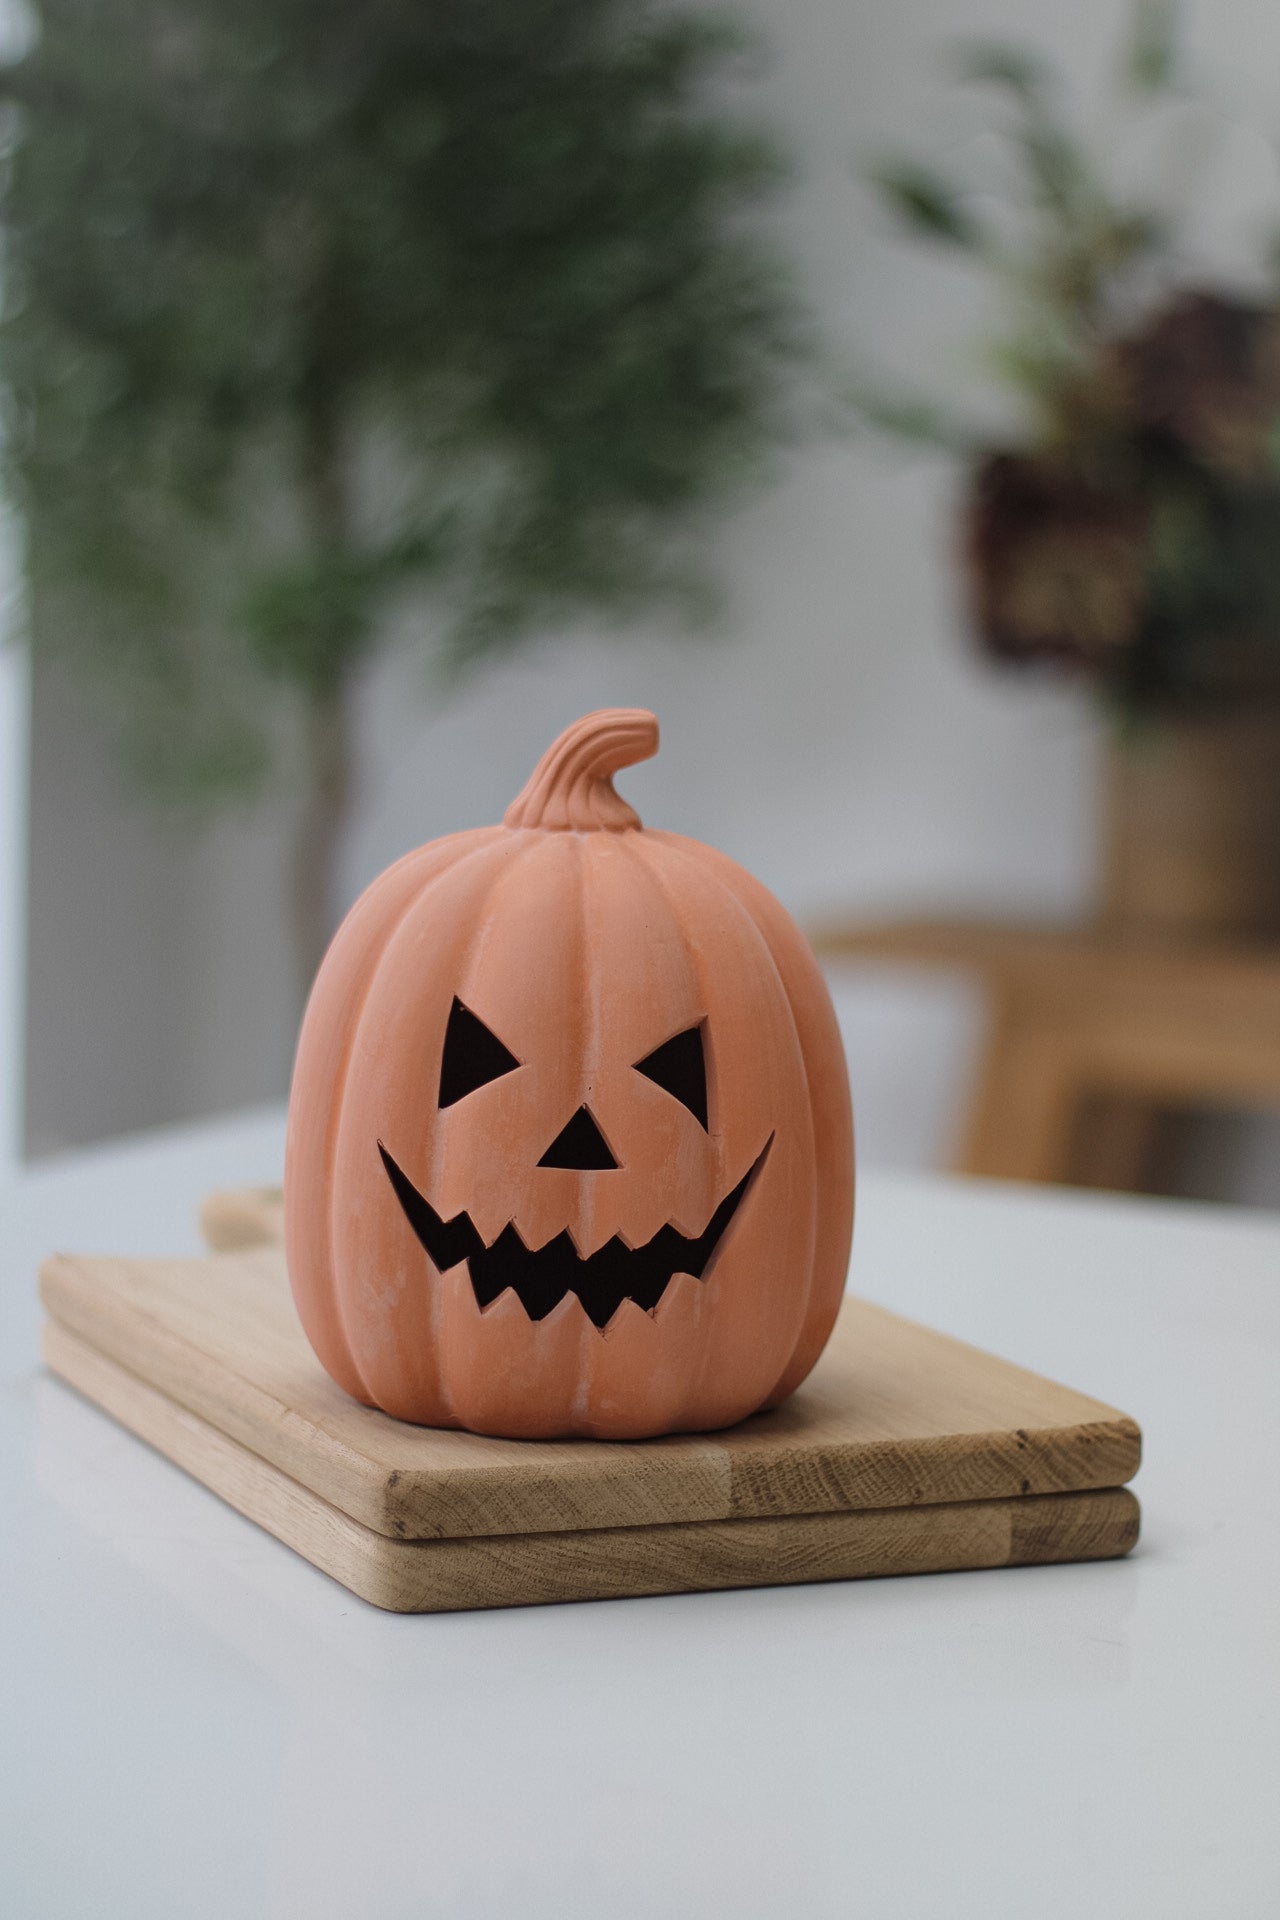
[38,1192,1142,1612]
[40,1316,1137,1613]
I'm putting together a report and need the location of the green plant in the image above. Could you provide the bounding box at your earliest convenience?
[856,0,1280,716]
[0,0,800,994]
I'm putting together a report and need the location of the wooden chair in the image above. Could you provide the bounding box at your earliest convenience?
[811,918,1280,1191]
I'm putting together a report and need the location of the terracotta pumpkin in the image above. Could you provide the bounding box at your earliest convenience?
[284,709,854,1439]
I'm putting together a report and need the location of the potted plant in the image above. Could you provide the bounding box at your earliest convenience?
[0,0,801,1003]
[859,3,1280,940]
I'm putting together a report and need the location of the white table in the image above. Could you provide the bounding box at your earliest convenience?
[2,1108,1277,1920]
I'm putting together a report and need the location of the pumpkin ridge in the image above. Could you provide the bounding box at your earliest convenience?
[428,830,588,1425]
[630,827,815,1137]
[287,828,502,1401]
[629,829,819,1420]
[328,832,516,1409]
[668,832,854,1406]
[583,831,716,1243]
[638,831,816,1118]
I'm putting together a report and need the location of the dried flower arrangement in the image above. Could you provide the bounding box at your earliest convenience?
[859,3,1280,717]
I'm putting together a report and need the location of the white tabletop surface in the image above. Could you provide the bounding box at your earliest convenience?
[2,1106,1278,1920]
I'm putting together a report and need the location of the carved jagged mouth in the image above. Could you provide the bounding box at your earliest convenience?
[378,1137,772,1330]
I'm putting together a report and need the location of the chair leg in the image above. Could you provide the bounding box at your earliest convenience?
[954,997,1082,1184]
[1065,1095,1175,1193]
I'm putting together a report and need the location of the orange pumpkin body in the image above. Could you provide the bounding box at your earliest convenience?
[285,710,854,1439]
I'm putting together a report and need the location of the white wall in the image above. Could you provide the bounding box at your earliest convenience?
[21,0,1280,1200]
[22,659,298,1152]
[1,603,27,1172]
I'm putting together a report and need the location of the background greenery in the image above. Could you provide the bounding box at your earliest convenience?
[0,0,801,990]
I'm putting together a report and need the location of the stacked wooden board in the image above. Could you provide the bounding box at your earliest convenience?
[38,1188,1141,1612]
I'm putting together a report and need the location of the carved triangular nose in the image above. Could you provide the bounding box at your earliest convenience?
[538,1106,618,1170]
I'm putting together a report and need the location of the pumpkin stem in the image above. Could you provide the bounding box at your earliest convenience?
[504,709,659,832]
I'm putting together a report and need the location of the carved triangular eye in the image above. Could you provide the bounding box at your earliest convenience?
[438,998,521,1108]
[634,1024,708,1130]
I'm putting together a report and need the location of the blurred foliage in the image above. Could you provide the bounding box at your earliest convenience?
[856,0,1280,714]
[0,0,801,806]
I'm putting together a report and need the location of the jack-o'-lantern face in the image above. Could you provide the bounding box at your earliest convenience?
[285,710,854,1440]
[379,995,772,1330]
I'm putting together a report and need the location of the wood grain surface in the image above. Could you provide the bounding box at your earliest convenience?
[42,1320,1141,1614]
[199,1186,283,1252]
[38,1243,1141,1543]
